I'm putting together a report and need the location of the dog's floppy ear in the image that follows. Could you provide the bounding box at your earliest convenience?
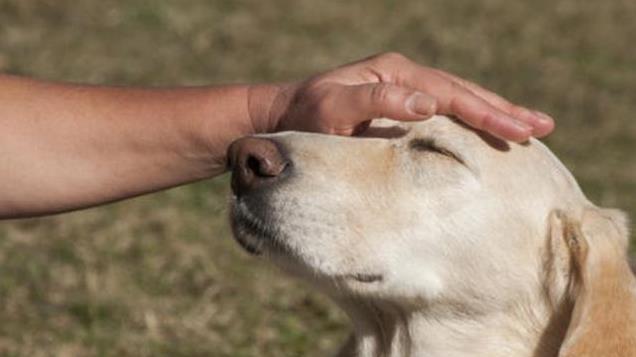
[553,207,636,357]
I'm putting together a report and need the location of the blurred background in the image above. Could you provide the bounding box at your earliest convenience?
[0,0,634,356]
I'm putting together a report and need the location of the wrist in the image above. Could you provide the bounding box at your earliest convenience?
[247,82,295,133]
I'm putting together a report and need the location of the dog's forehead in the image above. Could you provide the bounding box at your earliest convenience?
[370,116,586,202]
[368,117,447,133]
[369,116,476,140]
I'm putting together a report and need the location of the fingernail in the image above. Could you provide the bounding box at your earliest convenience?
[406,93,436,117]
[532,110,553,123]
[517,108,536,122]
[509,116,533,131]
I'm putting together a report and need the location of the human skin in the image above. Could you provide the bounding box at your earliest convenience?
[0,53,553,219]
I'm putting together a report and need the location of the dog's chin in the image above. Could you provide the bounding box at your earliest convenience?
[259,259,384,302]
[231,225,265,255]
[230,199,284,255]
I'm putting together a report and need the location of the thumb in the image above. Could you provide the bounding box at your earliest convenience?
[341,83,437,123]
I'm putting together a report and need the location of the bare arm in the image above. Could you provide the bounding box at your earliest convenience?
[0,75,270,218]
[0,53,553,219]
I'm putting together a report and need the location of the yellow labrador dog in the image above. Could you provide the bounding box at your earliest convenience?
[227,116,636,357]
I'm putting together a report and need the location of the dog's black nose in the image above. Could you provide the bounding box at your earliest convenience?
[227,137,290,196]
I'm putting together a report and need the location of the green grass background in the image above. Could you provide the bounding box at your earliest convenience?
[0,0,634,356]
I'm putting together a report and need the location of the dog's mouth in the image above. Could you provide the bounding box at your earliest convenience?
[335,273,384,283]
[230,199,384,285]
[230,199,284,255]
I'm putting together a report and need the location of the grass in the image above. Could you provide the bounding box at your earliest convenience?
[0,0,634,355]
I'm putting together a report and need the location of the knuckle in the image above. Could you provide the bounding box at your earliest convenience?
[509,104,526,116]
[302,86,333,118]
[478,114,492,130]
[448,97,461,116]
[373,52,409,66]
[455,77,472,90]
[447,82,474,111]
[448,97,489,130]
[449,80,464,94]
[370,83,393,105]
[314,99,332,119]
[475,111,502,131]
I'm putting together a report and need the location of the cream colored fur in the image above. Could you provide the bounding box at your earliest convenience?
[230,116,636,357]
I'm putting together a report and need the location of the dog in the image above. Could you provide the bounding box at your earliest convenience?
[227,116,636,357]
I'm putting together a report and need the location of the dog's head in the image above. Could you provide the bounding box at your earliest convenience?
[228,116,635,353]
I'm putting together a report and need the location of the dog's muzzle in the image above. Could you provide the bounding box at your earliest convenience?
[227,136,292,255]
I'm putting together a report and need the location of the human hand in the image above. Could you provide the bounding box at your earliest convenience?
[250,52,554,142]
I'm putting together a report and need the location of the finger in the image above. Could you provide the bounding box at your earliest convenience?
[446,91,533,142]
[432,69,555,137]
[396,67,533,142]
[337,83,438,124]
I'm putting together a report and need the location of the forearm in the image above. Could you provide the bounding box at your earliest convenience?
[0,75,279,218]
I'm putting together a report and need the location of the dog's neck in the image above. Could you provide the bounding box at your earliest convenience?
[335,291,572,357]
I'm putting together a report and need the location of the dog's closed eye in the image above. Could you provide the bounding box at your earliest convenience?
[409,138,464,165]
